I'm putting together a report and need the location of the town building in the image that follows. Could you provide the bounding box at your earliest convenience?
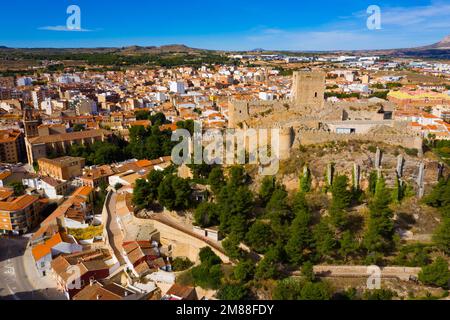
[38,156,85,181]
[0,188,42,235]
[25,129,111,164]
[0,129,26,163]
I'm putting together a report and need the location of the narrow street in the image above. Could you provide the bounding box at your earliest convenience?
[0,236,65,300]
[105,192,126,265]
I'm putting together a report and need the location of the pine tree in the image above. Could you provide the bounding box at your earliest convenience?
[259,176,276,206]
[313,219,336,259]
[329,175,352,229]
[339,230,359,261]
[285,208,313,265]
[363,174,394,254]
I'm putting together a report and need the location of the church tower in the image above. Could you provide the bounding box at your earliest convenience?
[23,107,40,138]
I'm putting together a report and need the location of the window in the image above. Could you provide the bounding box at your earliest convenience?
[314,92,318,98]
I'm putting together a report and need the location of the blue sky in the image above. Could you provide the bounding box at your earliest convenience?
[0,0,449,50]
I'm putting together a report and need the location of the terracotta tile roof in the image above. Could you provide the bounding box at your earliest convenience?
[0,170,12,180]
[0,194,39,212]
[72,186,93,198]
[159,123,178,132]
[0,129,21,143]
[128,120,151,127]
[32,232,64,261]
[166,284,197,300]
[72,283,122,300]
[28,129,111,145]
[32,243,51,261]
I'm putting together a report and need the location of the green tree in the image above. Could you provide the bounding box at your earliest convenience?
[259,176,276,206]
[329,175,352,229]
[339,230,359,261]
[266,186,292,240]
[418,257,450,289]
[147,169,165,201]
[228,166,247,188]
[300,281,332,300]
[191,264,223,289]
[222,233,243,261]
[368,170,378,195]
[9,182,25,196]
[313,220,336,259]
[135,110,151,120]
[285,199,313,265]
[273,278,331,300]
[208,167,225,195]
[149,112,168,126]
[424,177,450,217]
[199,247,222,266]
[301,261,315,282]
[218,185,253,236]
[363,174,394,254]
[132,179,151,210]
[245,221,274,254]
[194,202,219,228]
[272,278,303,300]
[157,175,192,211]
[234,260,255,283]
[255,245,281,280]
[171,257,194,271]
[217,284,247,300]
[433,218,450,254]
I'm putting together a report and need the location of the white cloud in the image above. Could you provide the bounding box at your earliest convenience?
[243,2,450,51]
[38,25,92,32]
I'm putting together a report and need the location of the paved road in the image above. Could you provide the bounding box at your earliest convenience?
[0,236,65,300]
[105,192,125,265]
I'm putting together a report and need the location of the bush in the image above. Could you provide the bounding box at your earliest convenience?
[172,257,194,272]
[233,260,255,283]
[404,148,419,157]
[363,289,396,300]
[217,284,247,300]
[199,247,222,266]
[368,145,377,153]
[419,257,450,289]
[191,264,223,290]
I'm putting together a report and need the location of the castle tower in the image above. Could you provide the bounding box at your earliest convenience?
[291,71,325,111]
[228,100,250,129]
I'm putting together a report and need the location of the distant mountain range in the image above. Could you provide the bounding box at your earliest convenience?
[420,35,450,50]
[1,35,450,58]
[0,44,209,55]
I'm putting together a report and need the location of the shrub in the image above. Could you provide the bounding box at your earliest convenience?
[419,257,450,289]
[172,257,194,272]
[363,289,396,300]
[217,284,247,300]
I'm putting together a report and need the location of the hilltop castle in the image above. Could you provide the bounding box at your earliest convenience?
[228,71,423,160]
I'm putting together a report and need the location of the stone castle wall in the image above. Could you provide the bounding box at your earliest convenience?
[296,131,423,151]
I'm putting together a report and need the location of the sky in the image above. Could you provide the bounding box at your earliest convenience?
[0,0,449,51]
